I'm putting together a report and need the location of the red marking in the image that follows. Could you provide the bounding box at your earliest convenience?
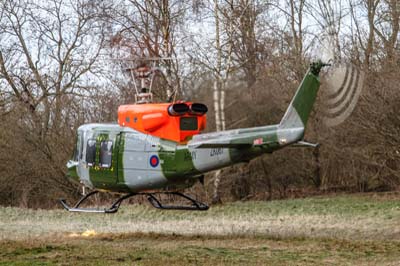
[150,155,159,167]
[253,138,263,145]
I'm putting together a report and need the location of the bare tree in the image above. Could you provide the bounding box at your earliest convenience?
[372,0,399,67]
[211,0,240,203]
[107,0,186,102]
[0,0,106,206]
[350,0,381,69]
[307,0,348,61]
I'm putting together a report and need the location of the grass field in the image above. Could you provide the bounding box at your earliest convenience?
[1,193,400,265]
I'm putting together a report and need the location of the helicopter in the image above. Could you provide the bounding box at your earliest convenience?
[60,60,329,213]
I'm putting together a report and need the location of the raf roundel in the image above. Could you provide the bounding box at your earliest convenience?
[149,155,159,168]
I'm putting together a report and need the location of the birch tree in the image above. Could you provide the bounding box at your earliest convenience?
[189,0,262,203]
[211,0,238,204]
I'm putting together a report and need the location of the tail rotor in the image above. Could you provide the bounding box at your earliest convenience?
[315,28,365,127]
[320,63,364,127]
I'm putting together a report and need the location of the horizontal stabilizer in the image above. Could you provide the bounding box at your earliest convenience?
[292,141,319,148]
[189,138,273,149]
[189,143,253,149]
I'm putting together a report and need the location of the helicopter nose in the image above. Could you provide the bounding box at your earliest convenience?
[66,160,80,182]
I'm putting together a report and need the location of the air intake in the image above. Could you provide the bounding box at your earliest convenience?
[189,103,208,115]
[168,103,189,116]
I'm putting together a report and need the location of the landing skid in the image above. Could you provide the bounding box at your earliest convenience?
[147,192,209,211]
[59,191,208,213]
[59,191,137,213]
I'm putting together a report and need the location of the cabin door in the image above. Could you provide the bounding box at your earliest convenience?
[86,132,119,187]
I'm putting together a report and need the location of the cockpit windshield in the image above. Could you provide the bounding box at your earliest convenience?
[71,132,83,161]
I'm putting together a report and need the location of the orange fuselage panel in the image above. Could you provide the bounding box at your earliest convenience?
[118,103,206,143]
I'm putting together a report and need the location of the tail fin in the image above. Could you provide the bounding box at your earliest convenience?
[279,61,327,129]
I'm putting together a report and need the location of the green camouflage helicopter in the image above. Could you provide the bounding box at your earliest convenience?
[61,61,329,213]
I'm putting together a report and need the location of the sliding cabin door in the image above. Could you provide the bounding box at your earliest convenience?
[86,132,119,188]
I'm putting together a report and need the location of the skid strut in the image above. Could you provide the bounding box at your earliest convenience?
[59,191,208,213]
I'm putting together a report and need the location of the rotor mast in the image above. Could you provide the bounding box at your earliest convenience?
[118,58,175,104]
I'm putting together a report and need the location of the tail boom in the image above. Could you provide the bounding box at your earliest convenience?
[183,61,326,172]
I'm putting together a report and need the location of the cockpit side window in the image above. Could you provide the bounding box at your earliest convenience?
[72,146,78,162]
[100,140,113,168]
[72,132,82,161]
[76,132,84,161]
[86,139,96,166]
[79,132,84,160]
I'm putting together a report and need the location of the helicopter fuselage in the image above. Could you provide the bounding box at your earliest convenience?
[67,122,290,193]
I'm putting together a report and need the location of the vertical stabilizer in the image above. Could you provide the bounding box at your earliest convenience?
[279,62,326,130]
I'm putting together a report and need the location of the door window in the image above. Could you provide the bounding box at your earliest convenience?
[100,140,113,168]
[86,139,96,166]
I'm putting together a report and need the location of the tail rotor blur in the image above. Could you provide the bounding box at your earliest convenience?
[315,27,365,127]
[320,63,364,127]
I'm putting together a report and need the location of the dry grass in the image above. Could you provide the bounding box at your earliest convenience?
[1,193,400,241]
[1,233,400,265]
[1,193,400,265]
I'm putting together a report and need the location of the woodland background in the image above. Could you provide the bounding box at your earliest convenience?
[0,0,399,208]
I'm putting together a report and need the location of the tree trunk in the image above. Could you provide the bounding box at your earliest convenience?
[212,0,224,204]
[213,79,222,132]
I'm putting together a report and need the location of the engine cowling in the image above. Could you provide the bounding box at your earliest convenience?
[118,101,208,143]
